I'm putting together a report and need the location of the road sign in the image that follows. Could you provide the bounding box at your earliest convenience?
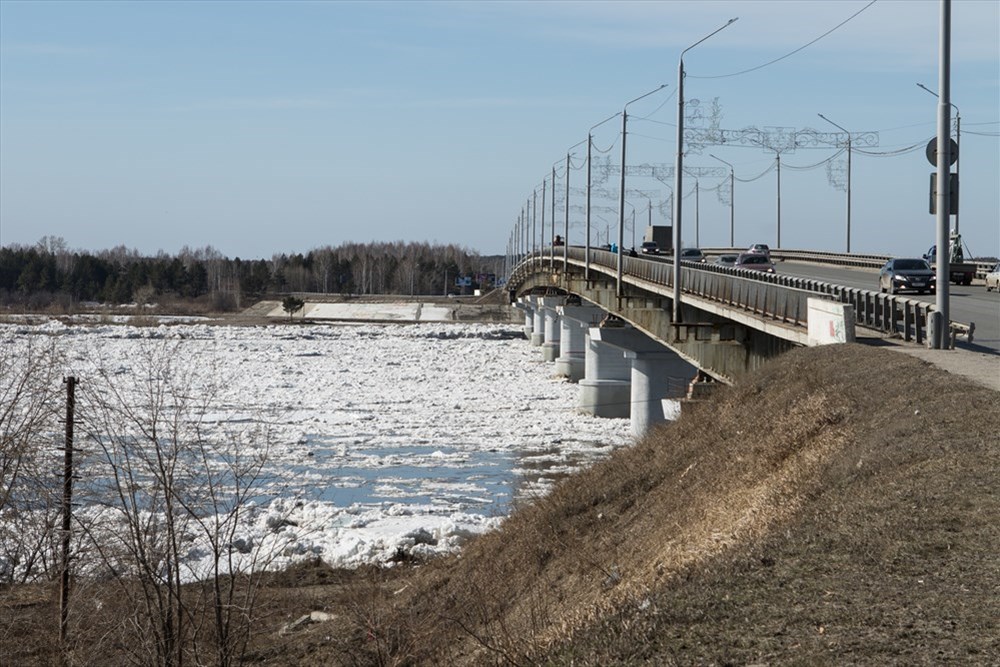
[925,137,959,166]
[929,172,959,215]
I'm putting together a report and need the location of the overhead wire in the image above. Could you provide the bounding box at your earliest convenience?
[689,0,879,80]
[735,160,777,183]
[784,148,846,170]
[591,135,621,154]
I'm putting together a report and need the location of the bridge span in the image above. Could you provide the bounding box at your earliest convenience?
[506,247,982,436]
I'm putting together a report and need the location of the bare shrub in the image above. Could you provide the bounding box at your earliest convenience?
[0,335,64,585]
[69,339,280,665]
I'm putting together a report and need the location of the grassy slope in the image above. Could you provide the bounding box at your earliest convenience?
[368,343,1000,665]
[6,343,996,665]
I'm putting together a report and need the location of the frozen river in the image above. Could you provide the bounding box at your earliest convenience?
[3,318,632,576]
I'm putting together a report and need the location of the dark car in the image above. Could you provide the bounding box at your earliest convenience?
[879,258,936,295]
[640,241,660,255]
[680,248,707,263]
[734,252,776,273]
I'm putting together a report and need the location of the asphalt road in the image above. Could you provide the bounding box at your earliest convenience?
[774,260,1000,354]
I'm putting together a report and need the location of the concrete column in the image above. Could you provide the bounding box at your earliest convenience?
[529,296,562,349]
[577,331,631,418]
[531,304,545,347]
[555,305,604,381]
[515,298,534,340]
[541,306,561,362]
[590,326,698,436]
[626,352,697,437]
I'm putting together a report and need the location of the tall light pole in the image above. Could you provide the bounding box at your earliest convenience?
[619,84,667,297]
[674,18,738,323]
[551,162,559,266]
[565,139,587,274]
[774,153,782,248]
[540,178,547,272]
[531,191,537,272]
[588,112,621,282]
[931,0,953,349]
[709,153,735,246]
[622,200,638,248]
[917,82,960,234]
[818,113,853,253]
[695,179,700,247]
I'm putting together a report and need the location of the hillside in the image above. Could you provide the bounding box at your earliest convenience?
[268,342,999,665]
[3,343,997,665]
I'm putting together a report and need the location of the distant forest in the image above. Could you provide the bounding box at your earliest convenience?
[0,236,503,311]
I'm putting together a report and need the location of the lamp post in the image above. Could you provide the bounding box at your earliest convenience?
[673,18,738,323]
[551,162,559,267]
[531,191,537,272]
[541,177,547,272]
[930,0,953,349]
[587,112,620,282]
[818,113,853,253]
[695,179,700,247]
[917,82,960,234]
[565,139,587,275]
[709,154,735,247]
[618,84,667,297]
[622,200,638,249]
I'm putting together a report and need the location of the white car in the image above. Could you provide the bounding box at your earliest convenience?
[986,263,1000,292]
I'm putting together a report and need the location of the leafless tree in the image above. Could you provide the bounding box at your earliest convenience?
[0,335,64,585]
[71,340,282,665]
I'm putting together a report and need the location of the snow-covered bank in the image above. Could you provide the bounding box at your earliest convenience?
[2,320,631,577]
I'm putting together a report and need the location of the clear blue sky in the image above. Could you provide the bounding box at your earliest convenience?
[1,0,997,260]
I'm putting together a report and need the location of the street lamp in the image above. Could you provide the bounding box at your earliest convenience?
[674,17,738,324]
[541,177,547,271]
[619,84,667,297]
[623,200,638,249]
[588,112,621,281]
[709,154,735,247]
[551,161,560,267]
[917,82,960,234]
[564,138,588,274]
[818,113,853,253]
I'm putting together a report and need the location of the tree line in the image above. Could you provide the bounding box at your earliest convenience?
[0,236,503,310]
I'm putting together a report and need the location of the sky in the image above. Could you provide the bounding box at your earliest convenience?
[2,317,632,579]
[1,0,997,261]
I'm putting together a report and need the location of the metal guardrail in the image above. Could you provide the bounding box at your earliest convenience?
[510,248,974,347]
[702,247,996,279]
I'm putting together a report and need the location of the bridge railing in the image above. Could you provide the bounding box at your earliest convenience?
[702,247,996,278]
[510,249,973,346]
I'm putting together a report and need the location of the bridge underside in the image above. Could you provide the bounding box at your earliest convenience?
[516,266,803,384]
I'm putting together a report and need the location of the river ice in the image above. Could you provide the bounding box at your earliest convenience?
[2,318,632,578]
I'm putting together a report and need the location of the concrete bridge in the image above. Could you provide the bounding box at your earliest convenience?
[507,246,975,436]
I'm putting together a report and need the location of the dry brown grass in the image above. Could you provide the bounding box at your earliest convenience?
[3,343,998,665]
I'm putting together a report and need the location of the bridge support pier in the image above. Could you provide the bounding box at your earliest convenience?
[555,305,604,381]
[541,302,562,362]
[578,333,631,418]
[514,299,534,340]
[591,326,698,436]
[530,301,545,346]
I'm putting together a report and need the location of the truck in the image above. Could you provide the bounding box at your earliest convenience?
[643,225,673,253]
[922,231,976,285]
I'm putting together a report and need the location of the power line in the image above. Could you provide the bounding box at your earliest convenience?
[690,0,879,80]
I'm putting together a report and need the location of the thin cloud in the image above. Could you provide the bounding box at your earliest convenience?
[1,41,105,57]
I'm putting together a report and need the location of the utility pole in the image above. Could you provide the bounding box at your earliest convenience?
[776,154,782,248]
[818,113,853,252]
[932,0,953,348]
[695,180,700,248]
[60,376,77,643]
[710,154,735,247]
